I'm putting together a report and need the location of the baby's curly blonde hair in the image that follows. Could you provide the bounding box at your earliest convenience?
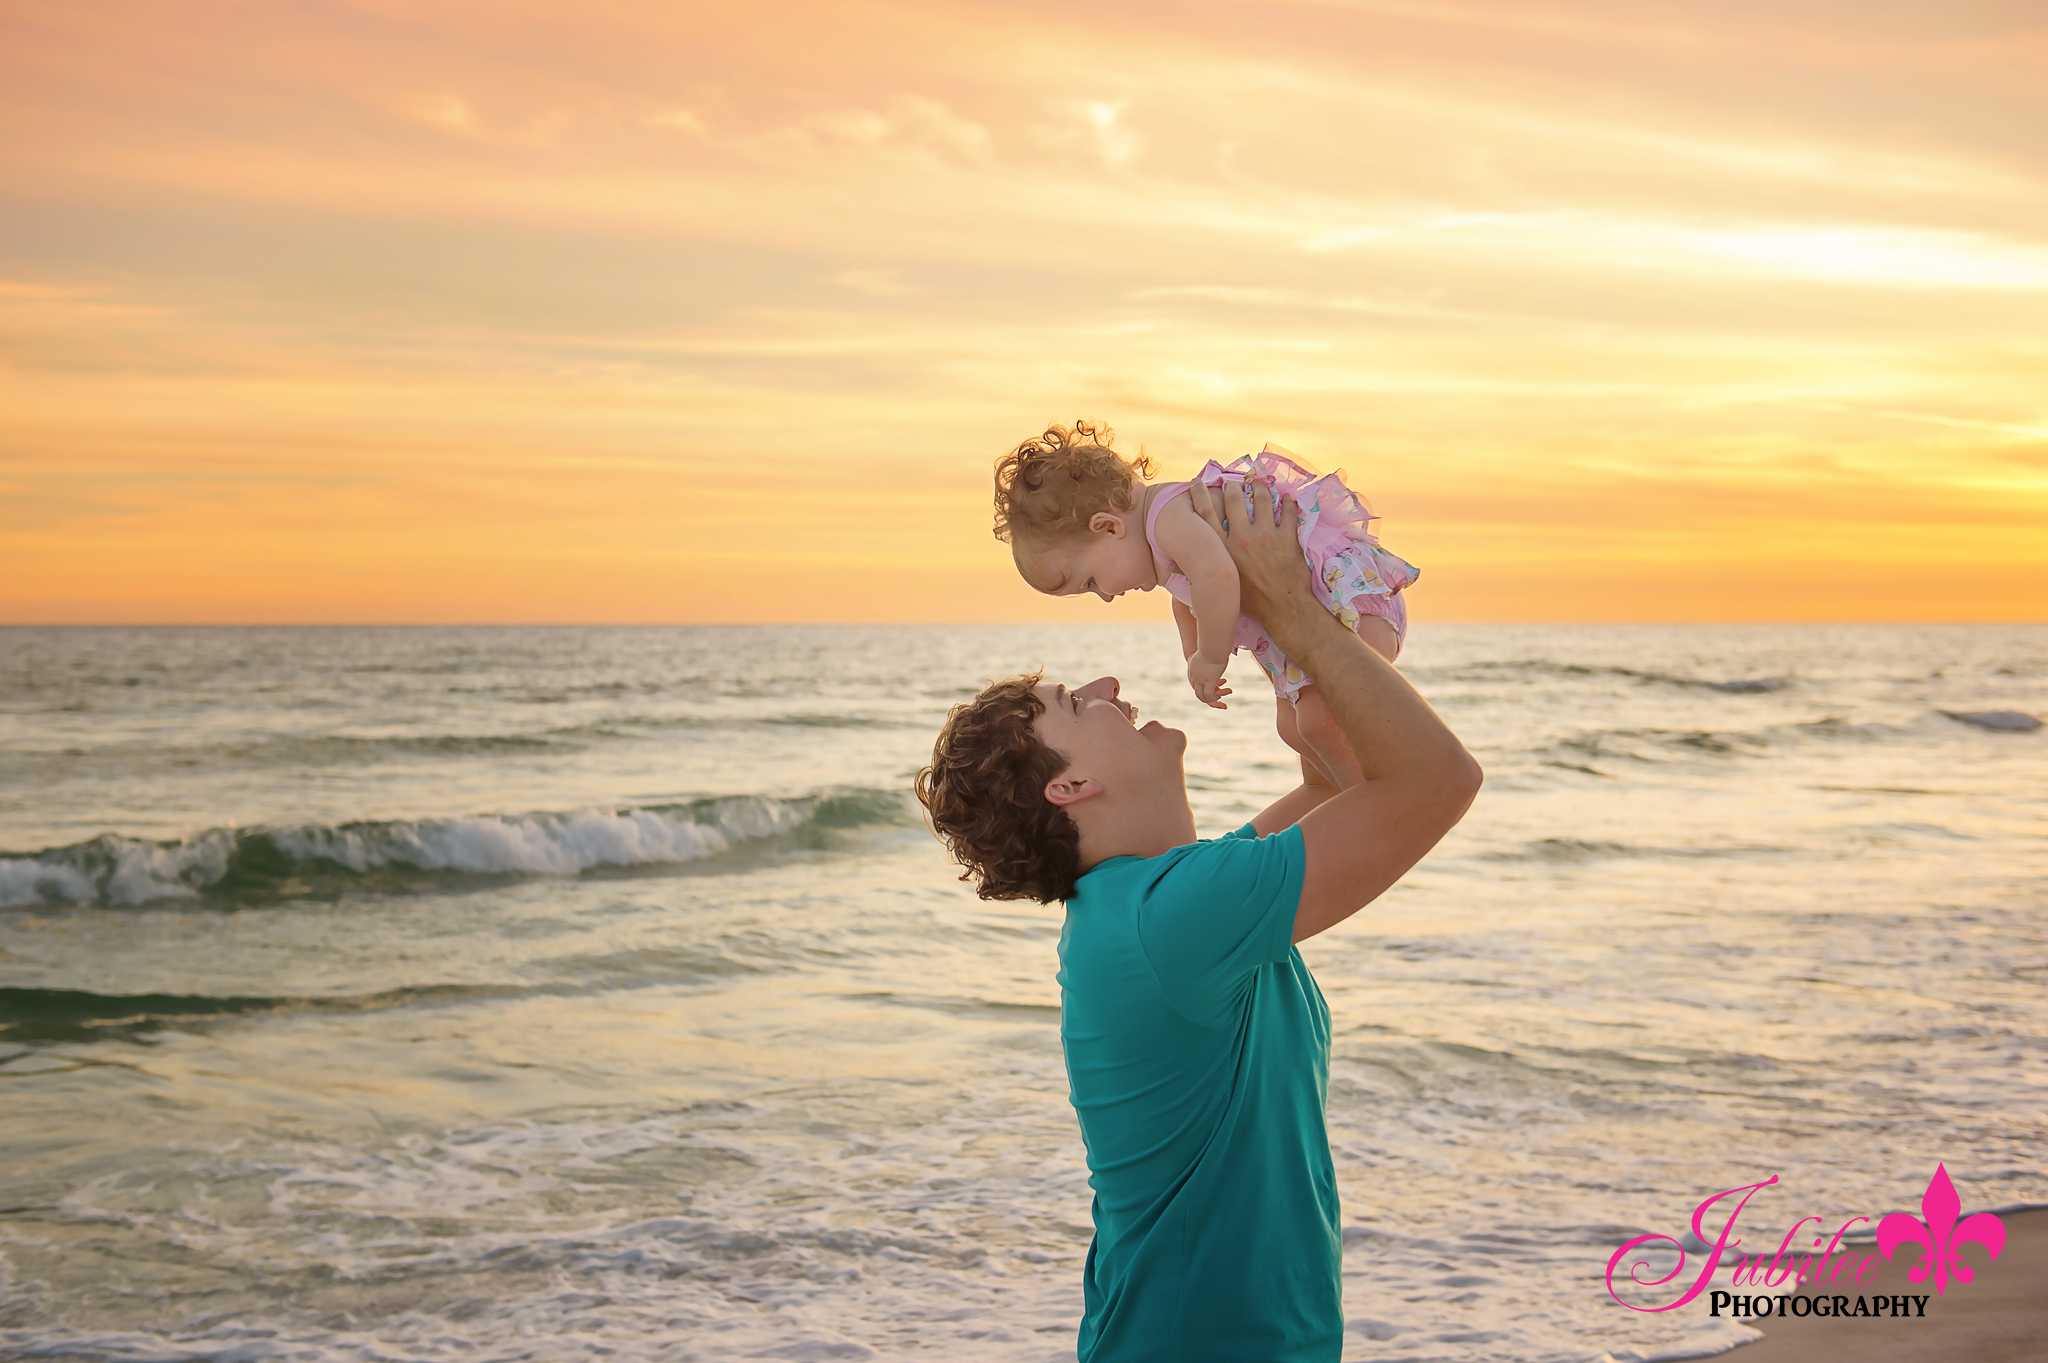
[992,420,1155,544]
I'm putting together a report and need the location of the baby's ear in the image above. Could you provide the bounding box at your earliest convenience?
[1088,511,1128,538]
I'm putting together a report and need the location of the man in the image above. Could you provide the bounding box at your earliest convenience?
[916,480,1482,1361]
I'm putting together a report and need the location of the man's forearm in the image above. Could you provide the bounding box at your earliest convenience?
[1190,476,1474,792]
[1249,756,1339,835]
[1261,590,1466,787]
[1192,478,1479,939]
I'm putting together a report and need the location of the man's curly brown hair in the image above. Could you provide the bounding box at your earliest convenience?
[914,671,1083,904]
[992,419,1155,545]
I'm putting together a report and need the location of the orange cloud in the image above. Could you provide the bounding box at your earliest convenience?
[1,0,2043,622]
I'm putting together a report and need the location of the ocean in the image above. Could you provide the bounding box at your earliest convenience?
[1,623,2042,1363]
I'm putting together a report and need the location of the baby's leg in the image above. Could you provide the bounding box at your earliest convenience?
[1275,694,1340,789]
[1357,614,1399,662]
[1292,616,1397,788]
[1292,685,1363,791]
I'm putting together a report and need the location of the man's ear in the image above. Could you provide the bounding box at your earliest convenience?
[1088,511,1128,539]
[1044,774,1103,808]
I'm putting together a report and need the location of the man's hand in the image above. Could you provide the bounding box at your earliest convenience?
[1191,473,1482,945]
[1186,478,1318,638]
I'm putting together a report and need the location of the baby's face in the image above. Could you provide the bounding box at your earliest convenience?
[1024,524,1158,602]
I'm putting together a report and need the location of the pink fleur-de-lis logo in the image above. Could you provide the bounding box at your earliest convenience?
[1876,1163,2006,1296]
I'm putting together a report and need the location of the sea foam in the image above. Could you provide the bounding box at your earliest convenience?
[0,790,905,909]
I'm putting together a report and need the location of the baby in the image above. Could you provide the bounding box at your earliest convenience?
[993,419,1418,788]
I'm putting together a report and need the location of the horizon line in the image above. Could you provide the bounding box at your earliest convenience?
[5,619,2044,629]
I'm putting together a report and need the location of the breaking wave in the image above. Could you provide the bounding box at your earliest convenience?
[0,983,555,1044]
[0,788,911,909]
[1414,660,1790,693]
[1484,837,1795,863]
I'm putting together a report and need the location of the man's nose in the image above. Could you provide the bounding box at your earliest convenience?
[1078,676,1120,701]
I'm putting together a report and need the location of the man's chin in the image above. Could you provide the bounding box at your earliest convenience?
[1141,719,1187,748]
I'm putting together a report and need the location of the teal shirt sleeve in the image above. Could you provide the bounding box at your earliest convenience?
[1135,823,1306,1028]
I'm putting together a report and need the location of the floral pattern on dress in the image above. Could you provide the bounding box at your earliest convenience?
[1154,444,1419,704]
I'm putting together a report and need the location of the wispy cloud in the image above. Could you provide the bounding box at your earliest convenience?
[1,0,2043,621]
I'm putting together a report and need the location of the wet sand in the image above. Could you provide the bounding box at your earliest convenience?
[1728,1206,2047,1362]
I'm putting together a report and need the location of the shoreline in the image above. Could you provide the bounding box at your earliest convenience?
[1724,1205,2047,1362]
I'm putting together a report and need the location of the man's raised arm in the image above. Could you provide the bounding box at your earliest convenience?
[1189,480,1482,942]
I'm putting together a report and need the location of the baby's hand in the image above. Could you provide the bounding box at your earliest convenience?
[1186,654,1231,709]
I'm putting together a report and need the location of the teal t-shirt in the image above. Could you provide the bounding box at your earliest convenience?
[1058,822,1339,1363]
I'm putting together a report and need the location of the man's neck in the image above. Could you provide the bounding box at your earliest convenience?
[1074,797,1199,874]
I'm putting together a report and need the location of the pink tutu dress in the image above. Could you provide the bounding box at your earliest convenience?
[1145,444,1419,703]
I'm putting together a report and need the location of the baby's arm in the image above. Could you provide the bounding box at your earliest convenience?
[1151,494,1241,708]
[1172,598,1200,660]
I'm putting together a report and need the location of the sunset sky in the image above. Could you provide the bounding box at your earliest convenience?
[2,0,2044,623]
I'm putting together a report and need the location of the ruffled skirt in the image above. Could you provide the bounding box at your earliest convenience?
[1192,444,1419,702]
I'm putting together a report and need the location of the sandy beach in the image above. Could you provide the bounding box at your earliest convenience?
[1730,1206,2048,1363]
